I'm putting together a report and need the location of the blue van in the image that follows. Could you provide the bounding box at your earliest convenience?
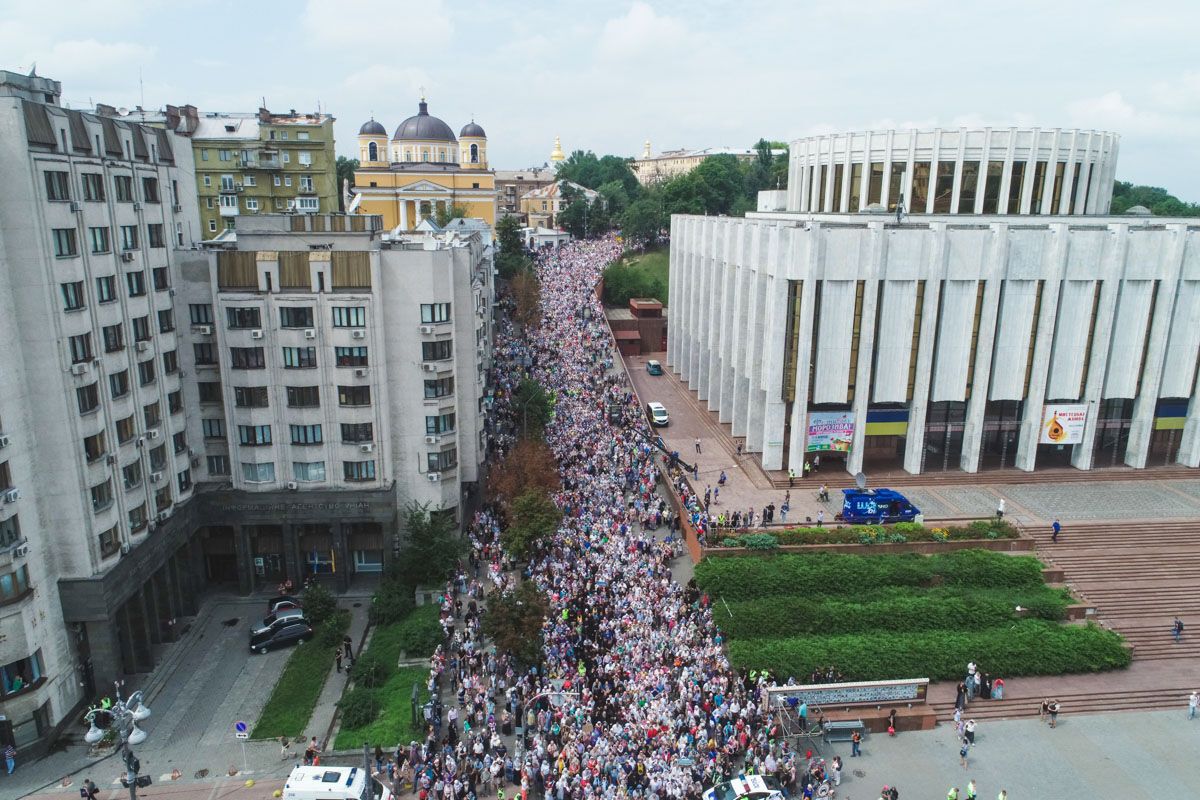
[840,488,920,524]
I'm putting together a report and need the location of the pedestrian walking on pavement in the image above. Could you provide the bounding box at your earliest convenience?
[82,778,99,800]
[336,648,344,673]
[1187,690,1197,719]
[995,497,1005,520]
[964,718,977,745]
[737,440,743,457]
[788,468,796,487]
[4,742,15,774]
[1039,698,1049,722]
[1051,518,1061,542]
[816,509,825,527]
[1048,700,1060,728]
[280,736,293,760]
[959,738,970,768]
[695,438,701,454]
[966,779,978,800]
[948,787,960,800]
[997,791,1007,800]
[1173,616,1184,643]
[850,730,862,757]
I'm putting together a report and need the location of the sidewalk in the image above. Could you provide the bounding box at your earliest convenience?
[312,599,372,752]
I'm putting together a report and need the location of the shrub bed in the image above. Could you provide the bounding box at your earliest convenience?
[695,549,1045,601]
[712,520,1017,548]
[252,610,350,739]
[718,586,1073,639]
[726,620,1131,681]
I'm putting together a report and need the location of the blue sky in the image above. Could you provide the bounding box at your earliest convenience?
[4,0,1199,199]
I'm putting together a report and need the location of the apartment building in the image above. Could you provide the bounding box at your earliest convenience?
[0,70,202,752]
[175,213,493,594]
[191,109,337,238]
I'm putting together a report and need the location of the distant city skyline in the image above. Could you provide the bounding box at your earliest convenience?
[4,0,1199,198]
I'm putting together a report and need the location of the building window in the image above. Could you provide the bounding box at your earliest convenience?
[202,418,225,439]
[77,383,100,414]
[122,461,142,491]
[280,306,314,328]
[331,306,366,327]
[230,347,266,369]
[116,415,136,444]
[83,431,107,463]
[154,484,172,512]
[343,460,376,482]
[172,431,187,454]
[53,228,79,257]
[193,342,217,365]
[168,390,183,414]
[368,142,378,160]
[243,175,257,187]
[0,564,31,605]
[128,505,148,533]
[61,281,85,311]
[188,305,212,325]
[340,423,373,443]
[282,346,317,368]
[218,150,231,162]
[162,349,178,374]
[298,151,312,166]
[241,462,276,483]
[286,386,320,407]
[469,143,479,163]
[427,448,458,472]
[113,175,134,202]
[233,386,269,408]
[423,377,454,398]
[300,175,314,192]
[334,346,368,367]
[126,271,146,297]
[89,226,111,254]
[97,526,120,558]
[147,223,165,248]
[91,478,114,512]
[290,424,323,445]
[337,385,371,406]
[82,173,105,202]
[203,177,212,189]
[131,316,151,342]
[0,515,21,550]
[293,461,326,482]
[109,369,129,399]
[198,381,223,403]
[144,402,161,429]
[420,302,451,323]
[0,650,45,697]
[208,220,217,234]
[238,425,272,446]
[206,455,230,475]
[142,177,160,203]
[226,307,261,328]
[245,198,259,212]
[45,170,71,201]
[296,196,317,212]
[273,175,281,187]
[119,225,139,251]
[157,309,175,333]
[175,222,184,246]
[148,268,169,293]
[68,333,93,363]
[177,469,192,494]
[425,412,456,435]
[958,161,980,213]
[96,275,117,303]
[421,339,453,361]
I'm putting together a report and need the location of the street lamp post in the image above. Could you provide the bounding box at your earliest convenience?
[84,683,152,800]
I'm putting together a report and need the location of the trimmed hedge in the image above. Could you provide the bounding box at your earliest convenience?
[395,603,443,657]
[726,620,1131,681]
[695,549,1045,601]
[719,586,1073,639]
[712,520,1018,548]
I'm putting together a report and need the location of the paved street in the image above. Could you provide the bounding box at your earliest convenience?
[7,592,372,800]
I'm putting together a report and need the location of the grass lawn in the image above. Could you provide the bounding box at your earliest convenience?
[332,607,440,750]
[696,550,1130,681]
[604,246,670,306]
[252,611,350,740]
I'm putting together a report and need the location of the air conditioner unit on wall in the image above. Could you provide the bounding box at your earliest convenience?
[421,363,438,373]
[351,329,366,340]
[424,435,440,445]
[12,544,28,558]
[194,325,213,335]
[419,325,435,335]
[121,543,131,555]
[354,367,369,378]
[287,481,299,490]
[121,252,135,262]
[70,362,90,376]
[427,472,441,482]
[150,471,163,483]
[136,341,149,352]
[147,429,160,440]
[359,443,374,453]
[250,329,264,339]
[0,433,10,448]
[304,329,317,339]
[157,511,170,522]
[3,488,19,503]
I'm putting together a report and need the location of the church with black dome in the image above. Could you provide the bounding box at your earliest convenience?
[352,97,495,231]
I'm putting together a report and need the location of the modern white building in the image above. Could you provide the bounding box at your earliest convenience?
[667,127,1200,477]
[176,213,493,593]
[0,70,202,751]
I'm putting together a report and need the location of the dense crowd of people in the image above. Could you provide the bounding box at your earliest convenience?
[387,239,824,800]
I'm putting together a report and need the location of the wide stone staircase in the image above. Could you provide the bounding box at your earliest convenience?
[927,519,1200,723]
[767,464,1198,490]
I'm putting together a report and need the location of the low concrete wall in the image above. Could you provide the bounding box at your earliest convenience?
[703,533,1036,558]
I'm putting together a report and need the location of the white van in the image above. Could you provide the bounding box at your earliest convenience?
[702,775,786,800]
[282,766,392,800]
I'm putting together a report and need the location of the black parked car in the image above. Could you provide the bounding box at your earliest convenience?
[250,620,313,654]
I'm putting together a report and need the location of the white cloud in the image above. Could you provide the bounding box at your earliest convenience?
[597,2,693,61]
[302,0,450,46]
[41,39,155,75]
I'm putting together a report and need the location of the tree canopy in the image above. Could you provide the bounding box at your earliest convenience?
[501,489,563,560]
[1110,181,1200,216]
[482,580,549,669]
[392,502,464,588]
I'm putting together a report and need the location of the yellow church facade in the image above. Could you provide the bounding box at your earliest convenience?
[353,99,496,230]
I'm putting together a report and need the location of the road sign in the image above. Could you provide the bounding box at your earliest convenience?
[235,721,248,739]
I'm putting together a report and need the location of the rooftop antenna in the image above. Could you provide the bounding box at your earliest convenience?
[139,68,144,109]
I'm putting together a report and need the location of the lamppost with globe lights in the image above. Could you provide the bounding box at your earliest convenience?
[83,683,152,800]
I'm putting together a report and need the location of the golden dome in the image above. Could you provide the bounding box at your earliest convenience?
[550,135,565,162]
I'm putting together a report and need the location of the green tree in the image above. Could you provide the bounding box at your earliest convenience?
[393,502,464,589]
[336,156,359,211]
[1110,180,1200,216]
[482,580,548,669]
[302,582,338,626]
[495,215,533,279]
[620,197,667,244]
[435,203,470,227]
[557,197,590,238]
[502,490,563,560]
[513,378,553,437]
[556,150,602,187]
[598,180,630,217]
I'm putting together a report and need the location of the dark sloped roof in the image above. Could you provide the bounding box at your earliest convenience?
[359,118,386,135]
[393,100,456,142]
[460,121,486,138]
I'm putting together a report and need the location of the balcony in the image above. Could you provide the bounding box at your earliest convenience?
[219,204,240,218]
[257,153,282,170]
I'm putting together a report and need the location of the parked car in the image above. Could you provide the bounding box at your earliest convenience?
[250,620,313,654]
[646,402,670,427]
[646,359,664,375]
[250,607,306,636]
[266,595,302,614]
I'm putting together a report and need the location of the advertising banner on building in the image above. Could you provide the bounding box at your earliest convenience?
[806,411,855,452]
[1039,404,1088,445]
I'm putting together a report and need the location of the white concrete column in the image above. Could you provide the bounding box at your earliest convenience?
[960,231,1006,471]
[745,264,769,453]
[786,273,818,471]
[400,198,408,230]
[760,228,789,469]
[1126,224,1188,467]
[1014,224,1070,470]
[847,273,881,477]
[998,128,1016,214]
[1178,368,1200,468]
[1020,129,1039,215]
[667,218,683,371]
[1071,229,1125,469]
[903,234,946,474]
[695,222,716,399]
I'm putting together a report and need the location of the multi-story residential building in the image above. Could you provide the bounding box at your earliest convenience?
[175,213,493,594]
[0,70,202,752]
[631,141,786,186]
[190,108,337,239]
[495,168,555,219]
[669,127,1200,477]
[520,180,598,230]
